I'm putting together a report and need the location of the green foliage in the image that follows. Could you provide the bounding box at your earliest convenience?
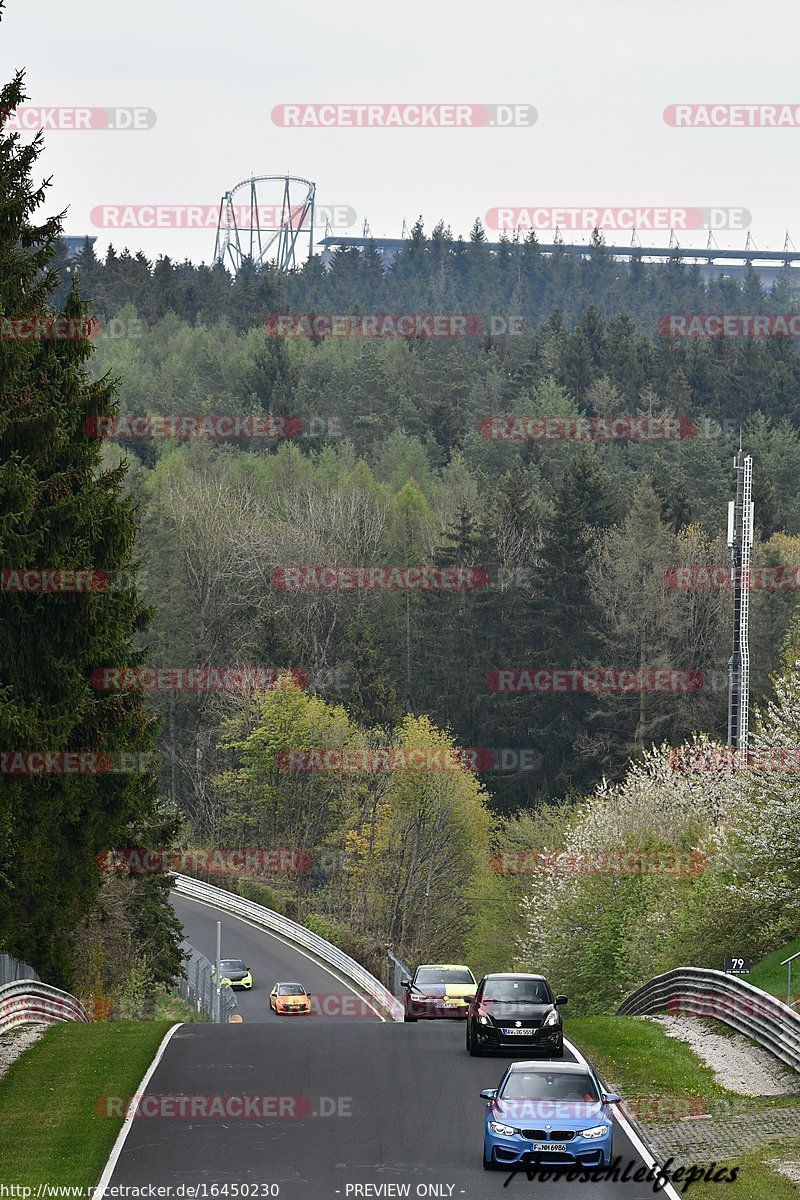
[0,64,177,986]
[216,873,288,916]
[513,649,800,1011]
[302,913,373,965]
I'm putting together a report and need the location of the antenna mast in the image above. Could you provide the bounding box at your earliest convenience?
[727,450,754,750]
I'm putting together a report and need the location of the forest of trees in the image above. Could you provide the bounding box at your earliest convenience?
[54,230,800,991]
[0,60,182,1002]
[5,72,800,1004]
[77,238,800,818]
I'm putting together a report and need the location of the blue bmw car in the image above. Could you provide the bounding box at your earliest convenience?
[480,1060,620,1171]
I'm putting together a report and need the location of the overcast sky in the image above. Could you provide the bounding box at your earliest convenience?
[2,0,799,265]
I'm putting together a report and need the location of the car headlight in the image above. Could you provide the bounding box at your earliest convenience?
[478,1012,492,1025]
[489,1121,517,1136]
[582,1125,609,1139]
[544,1008,561,1027]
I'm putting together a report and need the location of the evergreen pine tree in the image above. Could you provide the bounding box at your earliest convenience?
[0,52,176,985]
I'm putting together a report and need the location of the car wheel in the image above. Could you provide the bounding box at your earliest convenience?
[404,1014,417,1022]
[467,1022,483,1056]
[552,1038,564,1058]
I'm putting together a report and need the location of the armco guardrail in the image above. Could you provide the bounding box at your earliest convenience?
[0,951,41,986]
[0,980,90,1034]
[173,873,404,1021]
[618,967,800,1073]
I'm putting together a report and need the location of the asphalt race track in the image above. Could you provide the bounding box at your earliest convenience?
[172,894,380,1023]
[101,895,679,1198]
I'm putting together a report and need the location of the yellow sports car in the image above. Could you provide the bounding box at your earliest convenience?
[269,981,312,1014]
[402,963,477,1021]
[211,958,253,989]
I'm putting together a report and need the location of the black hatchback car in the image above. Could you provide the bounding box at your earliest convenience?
[466,972,567,1057]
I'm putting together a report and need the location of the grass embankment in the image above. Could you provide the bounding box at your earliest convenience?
[689,1151,800,1199]
[154,993,208,1022]
[566,1016,800,1197]
[748,938,800,999]
[0,1021,173,1186]
[567,1015,729,1106]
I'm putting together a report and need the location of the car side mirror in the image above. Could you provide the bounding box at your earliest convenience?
[556,995,568,1005]
[400,977,411,988]
[480,1089,497,1100]
[602,1093,621,1105]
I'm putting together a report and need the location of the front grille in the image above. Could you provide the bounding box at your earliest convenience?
[499,1021,542,1032]
[519,1130,576,1141]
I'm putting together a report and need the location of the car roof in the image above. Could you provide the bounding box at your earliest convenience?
[415,963,472,970]
[276,981,304,987]
[507,1061,591,1074]
[481,973,547,980]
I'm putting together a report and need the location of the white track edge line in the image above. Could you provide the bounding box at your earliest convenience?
[94,1022,184,1200]
[177,892,387,1022]
[564,1036,682,1200]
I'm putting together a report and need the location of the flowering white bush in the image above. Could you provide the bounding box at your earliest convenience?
[513,661,800,1011]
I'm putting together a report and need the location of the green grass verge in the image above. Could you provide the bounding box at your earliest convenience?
[153,993,208,1022]
[567,1016,800,1193]
[0,1021,174,1186]
[567,1015,798,1111]
[687,1146,800,1199]
[566,1015,730,1106]
[749,938,800,999]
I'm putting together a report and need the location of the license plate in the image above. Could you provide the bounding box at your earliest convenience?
[530,1143,554,1154]
[444,1000,460,1008]
[502,1027,533,1036]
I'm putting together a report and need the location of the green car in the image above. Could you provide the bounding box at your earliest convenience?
[211,958,253,989]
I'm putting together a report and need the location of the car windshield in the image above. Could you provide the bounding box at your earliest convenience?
[482,979,551,1003]
[415,968,474,986]
[501,1071,600,1102]
[220,960,246,971]
[278,984,305,995]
